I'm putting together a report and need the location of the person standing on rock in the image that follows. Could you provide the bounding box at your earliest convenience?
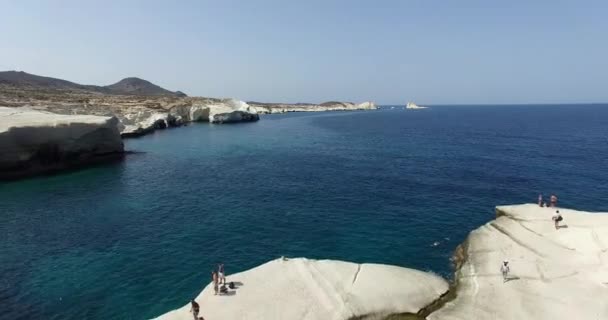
[550,194,558,207]
[538,194,543,207]
[218,263,226,285]
[212,270,219,295]
[190,299,200,320]
[501,260,510,282]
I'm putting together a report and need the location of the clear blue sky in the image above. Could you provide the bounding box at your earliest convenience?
[1,0,607,104]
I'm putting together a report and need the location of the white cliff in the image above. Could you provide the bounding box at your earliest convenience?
[0,107,124,180]
[250,101,377,114]
[120,99,259,137]
[206,99,260,123]
[429,204,608,320]
[0,72,379,138]
[155,257,448,320]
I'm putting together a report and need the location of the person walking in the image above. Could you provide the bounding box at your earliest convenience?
[501,260,510,282]
[190,299,200,320]
[553,210,563,229]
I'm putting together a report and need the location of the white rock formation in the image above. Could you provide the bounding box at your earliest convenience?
[429,204,608,320]
[121,112,170,137]
[251,101,377,114]
[406,102,427,109]
[121,99,259,137]
[155,257,448,320]
[0,107,124,179]
[206,99,260,123]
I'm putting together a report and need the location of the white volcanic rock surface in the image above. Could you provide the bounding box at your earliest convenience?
[429,204,608,320]
[0,107,123,179]
[155,257,448,320]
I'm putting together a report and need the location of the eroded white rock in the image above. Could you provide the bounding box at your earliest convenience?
[429,204,608,320]
[207,99,260,123]
[0,107,124,179]
[155,257,448,320]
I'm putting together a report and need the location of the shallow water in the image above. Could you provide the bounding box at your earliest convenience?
[1,104,607,319]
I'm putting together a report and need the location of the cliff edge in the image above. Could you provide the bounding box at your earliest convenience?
[0,107,124,180]
[155,257,448,320]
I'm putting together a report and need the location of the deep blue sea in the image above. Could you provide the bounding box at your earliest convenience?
[1,104,608,320]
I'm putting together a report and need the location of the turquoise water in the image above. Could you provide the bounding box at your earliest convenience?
[1,105,608,319]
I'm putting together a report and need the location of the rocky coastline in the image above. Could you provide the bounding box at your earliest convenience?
[0,71,376,179]
[156,257,449,320]
[155,204,608,320]
[0,71,377,139]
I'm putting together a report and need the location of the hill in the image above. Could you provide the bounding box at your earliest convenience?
[0,71,186,97]
[105,77,187,97]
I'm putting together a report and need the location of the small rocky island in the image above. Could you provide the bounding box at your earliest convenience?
[0,71,376,138]
[156,204,608,320]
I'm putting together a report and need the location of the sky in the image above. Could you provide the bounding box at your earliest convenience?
[1,0,607,105]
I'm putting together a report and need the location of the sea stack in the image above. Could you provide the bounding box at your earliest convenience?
[155,257,449,320]
[406,102,427,109]
[0,107,124,180]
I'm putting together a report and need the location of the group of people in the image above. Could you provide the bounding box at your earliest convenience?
[212,263,227,295]
[501,193,566,283]
[189,263,227,320]
[538,194,558,208]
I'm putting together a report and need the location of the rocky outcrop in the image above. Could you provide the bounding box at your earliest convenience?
[198,99,260,124]
[0,107,124,180]
[429,204,608,320]
[155,257,448,320]
[406,102,427,109]
[0,72,260,138]
[249,101,377,114]
[120,99,259,137]
[0,86,260,138]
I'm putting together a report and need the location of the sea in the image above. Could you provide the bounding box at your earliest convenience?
[1,104,607,319]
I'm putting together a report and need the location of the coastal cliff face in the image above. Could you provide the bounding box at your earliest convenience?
[0,72,376,138]
[249,101,377,114]
[155,257,448,320]
[120,98,260,137]
[0,107,124,180]
[0,85,260,138]
[0,72,261,138]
